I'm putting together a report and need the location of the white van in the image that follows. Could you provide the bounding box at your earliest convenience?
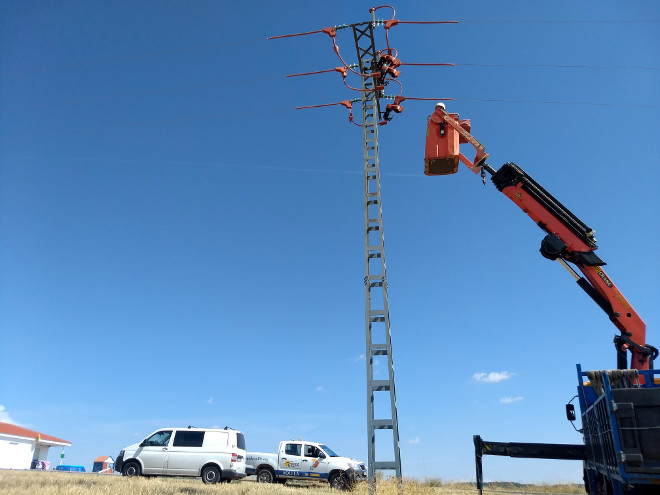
[115,427,246,484]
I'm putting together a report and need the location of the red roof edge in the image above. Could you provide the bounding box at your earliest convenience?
[0,422,71,445]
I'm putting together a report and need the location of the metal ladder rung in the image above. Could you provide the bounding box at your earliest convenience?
[372,380,390,391]
[371,343,388,350]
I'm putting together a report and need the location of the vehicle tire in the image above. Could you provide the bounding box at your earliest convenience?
[201,465,221,484]
[121,461,141,477]
[256,467,275,483]
[329,472,349,490]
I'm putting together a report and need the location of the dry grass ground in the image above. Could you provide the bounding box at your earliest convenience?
[0,470,585,495]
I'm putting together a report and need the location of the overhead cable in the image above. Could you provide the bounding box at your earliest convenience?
[459,19,660,23]
[454,98,659,109]
[1,38,266,77]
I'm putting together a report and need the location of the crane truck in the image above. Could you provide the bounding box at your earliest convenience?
[424,104,660,495]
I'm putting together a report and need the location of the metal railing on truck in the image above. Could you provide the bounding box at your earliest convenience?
[577,365,660,492]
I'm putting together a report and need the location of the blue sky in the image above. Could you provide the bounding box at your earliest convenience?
[1,0,658,483]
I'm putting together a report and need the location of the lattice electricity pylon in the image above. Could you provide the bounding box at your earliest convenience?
[269,7,457,493]
[352,13,402,494]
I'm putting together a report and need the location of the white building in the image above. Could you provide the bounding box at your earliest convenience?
[0,422,71,469]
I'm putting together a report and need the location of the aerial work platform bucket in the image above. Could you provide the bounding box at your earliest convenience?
[424,106,472,176]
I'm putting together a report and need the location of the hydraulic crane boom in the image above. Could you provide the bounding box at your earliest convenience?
[425,105,657,371]
[489,162,650,370]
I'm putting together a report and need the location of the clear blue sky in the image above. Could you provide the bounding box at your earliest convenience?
[1,0,658,483]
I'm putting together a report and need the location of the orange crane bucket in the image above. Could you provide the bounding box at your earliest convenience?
[424,109,471,176]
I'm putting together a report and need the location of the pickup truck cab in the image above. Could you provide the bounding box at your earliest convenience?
[246,440,366,490]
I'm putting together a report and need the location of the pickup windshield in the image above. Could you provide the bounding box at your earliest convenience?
[320,445,339,457]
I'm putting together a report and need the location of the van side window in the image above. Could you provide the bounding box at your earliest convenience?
[145,430,172,447]
[285,443,301,456]
[173,431,205,447]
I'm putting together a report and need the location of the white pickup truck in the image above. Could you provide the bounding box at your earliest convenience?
[246,440,367,490]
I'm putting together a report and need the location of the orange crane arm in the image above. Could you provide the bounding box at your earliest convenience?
[490,162,652,371]
[425,108,657,370]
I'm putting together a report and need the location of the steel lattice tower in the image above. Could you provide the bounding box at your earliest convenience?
[352,14,402,494]
[269,10,457,492]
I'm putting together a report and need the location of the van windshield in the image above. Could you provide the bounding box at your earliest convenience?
[319,445,339,457]
[144,431,172,447]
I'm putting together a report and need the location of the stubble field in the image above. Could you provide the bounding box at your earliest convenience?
[0,470,585,495]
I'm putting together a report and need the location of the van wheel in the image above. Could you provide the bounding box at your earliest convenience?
[122,461,141,477]
[256,468,274,483]
[329,472,348,490]
[201,465,221,484]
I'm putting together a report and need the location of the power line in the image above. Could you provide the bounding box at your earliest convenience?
[454,98,659,109]
[3,19,657,78]
[459,19,660,23]
[0,108,295,141]
[0,38,266,78]
[453,63,659,70]
[12,154,437,179]
[12,155,365,176]
[0,77,279,112]
[402,62,659,70]
[2,97,656,142]
[4,61,655,113]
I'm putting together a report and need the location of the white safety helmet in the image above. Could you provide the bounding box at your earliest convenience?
[435,102,446,110]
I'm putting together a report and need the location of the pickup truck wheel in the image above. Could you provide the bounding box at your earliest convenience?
[329,472,349,490]
[256,468,275,483]
[121,461,141,477]
[201,465,221,484]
